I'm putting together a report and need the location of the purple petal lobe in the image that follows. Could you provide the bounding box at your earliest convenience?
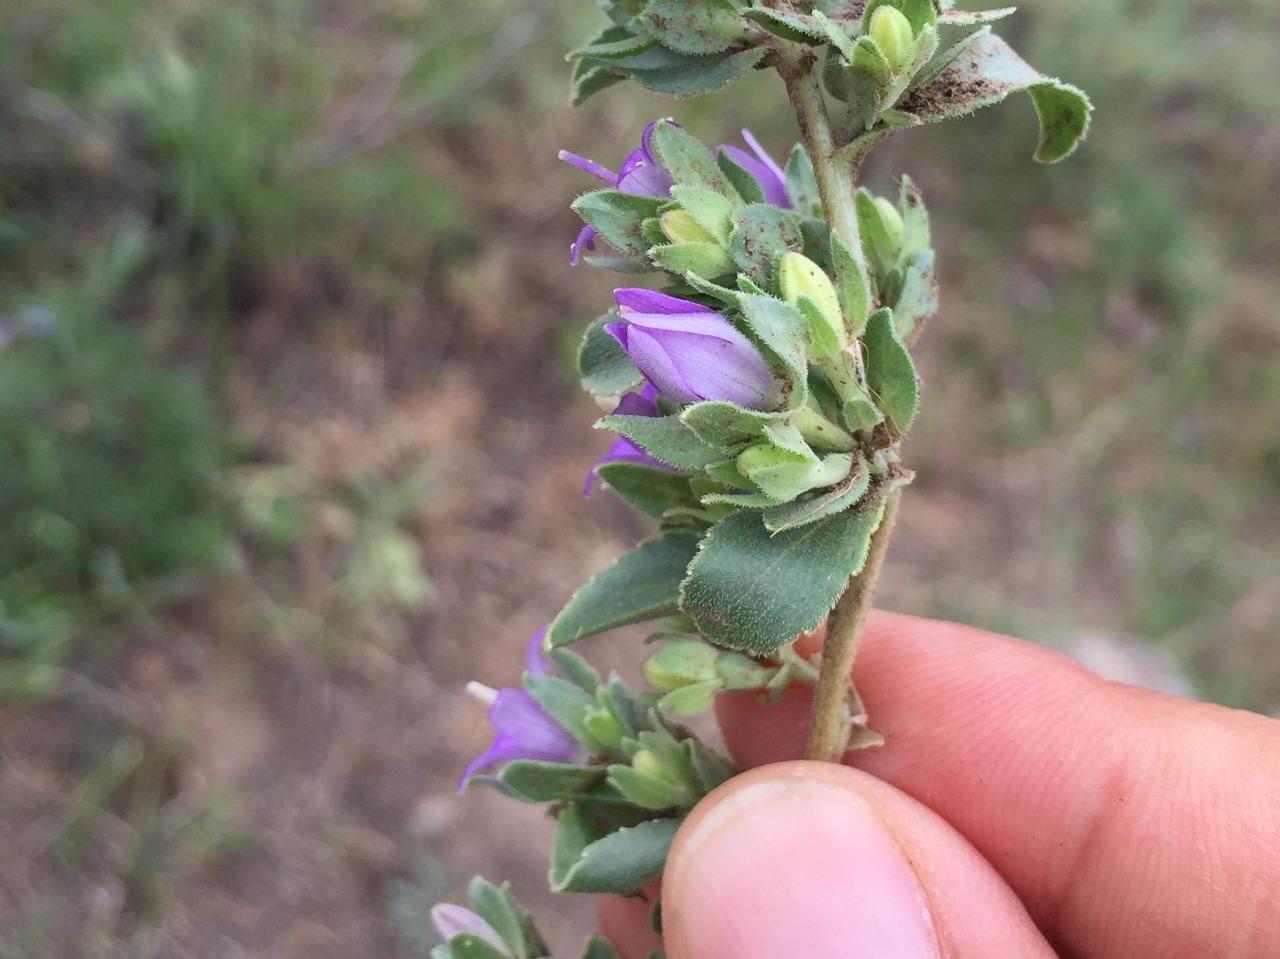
[721,144,791,210]
[570,225,598,265]
[525,627,549,676]
[614,288,716,316]
[624,325,702,405]
[559,150,616,184]
[431,904,506,949]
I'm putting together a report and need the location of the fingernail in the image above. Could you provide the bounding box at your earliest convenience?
[665,776,940,959]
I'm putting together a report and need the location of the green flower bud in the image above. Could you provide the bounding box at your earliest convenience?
[872,196,905,251]
[660,209,718,245]
[869,6,914,74]
[778,252,847,356]
[582,703,627,751]
[632,749,676,785]
[643,642,720,691]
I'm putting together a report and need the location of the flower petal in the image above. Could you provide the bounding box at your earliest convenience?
[558,149,617,184]
[616,324,702,405]
[431,904,507,949]
[570,224,598,265]
[525,627,549,676]
[615,288,717,317]
[721,143,791,209]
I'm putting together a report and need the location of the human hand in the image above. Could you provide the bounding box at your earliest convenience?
[598,610,1280,959]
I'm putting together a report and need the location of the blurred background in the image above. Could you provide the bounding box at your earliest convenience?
[1,0,1277,955]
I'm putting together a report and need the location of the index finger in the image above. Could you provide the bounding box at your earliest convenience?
[716,610,1280,959]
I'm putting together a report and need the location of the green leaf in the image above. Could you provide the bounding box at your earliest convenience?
[893,249,937,341]
[762,458,872,532]
[650,121,738,196]
[607,764,689,809]
[551,817,682,894]
[649,242,735,278]
[898,175,931,255]
[597,414,726,470]
[742,7,826,43]
[551,805,600,889]
[729,204,803,287]
[715,150,766,205]
[571,63,627,106]
[677,270,742,308]
[549,647,603,692]
[670,185,734,242]
[656,680,721,715]
[831,231,871,339]
[573,190,667,258]
[593,462,694,518]
[570,24,659,61]
[855,189,898,276]
[863,307,919,436]
[607,45,767,98]
[444,934,509,959]
[497,761,606,803]
[784,146,822,219]
[524,674,595,743]
[579,310,645,396]
[636,0,746,56]
[909,25,990,93]
[548,535,701,648]
[467,878,525,956]
[898,32,1092,162]
[688,739,737,792]
[581,937,624,959]
[680,503,887,653]
[735,294,810,404]
[680,401,782,449]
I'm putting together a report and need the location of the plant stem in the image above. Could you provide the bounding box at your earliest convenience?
[779,49,899,762]
[783,55,868,291]
[807,486,901,762]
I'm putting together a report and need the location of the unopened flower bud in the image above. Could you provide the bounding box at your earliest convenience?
[779,251,847,356]
[631,749,667,782]
[642,642,719,691]
[870,6,915,74]
[660,209,718,245]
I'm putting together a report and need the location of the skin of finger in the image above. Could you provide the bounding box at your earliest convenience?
[659,762,1058,959]
[598,884,664,959]
[716,610,1280,959]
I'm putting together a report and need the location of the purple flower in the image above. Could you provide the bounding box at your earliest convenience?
[719,129,791,209]
[606,289,777,410]
[560,120,675,264]
[585,384,674,495]
[431,904,506,950]
[459,628,585,790]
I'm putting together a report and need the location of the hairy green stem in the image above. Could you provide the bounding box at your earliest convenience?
[808,486,901,762]
[782,55,869,292]
[780,49,899,762]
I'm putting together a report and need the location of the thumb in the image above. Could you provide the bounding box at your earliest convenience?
[662,761,1057,959]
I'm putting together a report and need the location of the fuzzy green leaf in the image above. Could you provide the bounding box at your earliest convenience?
[497,762,606,803]
[742,7,826,43]
[551,817,682,894]
[593,462,695,518]
[606,45,767,98]
[579,310,645,396]
[670,185,735,242]
[651,121,738,196]
[761,458,872,532]
[716,150,766,205]
[893,249,937,341]
[784,145,822,219]
[831,231,871,339]
[466,879,526,957]
[863,307,919,436]
[735,294,811,408]
[898,32,1091,162]
[548,534,701,648]
[597,414,726,470]
[573,190,667,258]
[571,64,627,106]
[680,503,886,653]
[636,0,746,56]
[444,935,509,959]
[680,401,783,449]
[729,204,803,287]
